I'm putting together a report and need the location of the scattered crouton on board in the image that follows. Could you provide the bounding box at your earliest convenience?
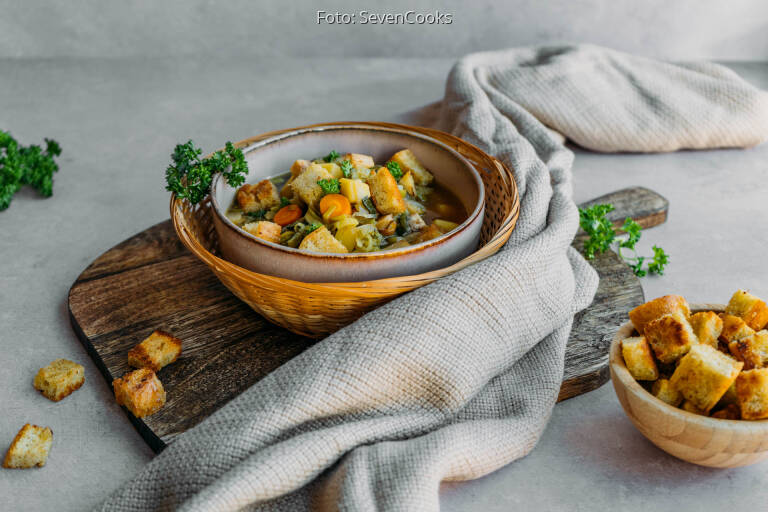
[128,330,182,372]
[113,368,166,418]
[3,424,53,469]
[33,359,85,402]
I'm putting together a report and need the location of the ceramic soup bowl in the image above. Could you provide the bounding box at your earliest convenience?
[210,124,485,283]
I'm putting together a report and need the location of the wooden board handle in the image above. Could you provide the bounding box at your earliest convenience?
[577,187,669,231]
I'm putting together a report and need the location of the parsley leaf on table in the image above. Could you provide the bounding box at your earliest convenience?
[0,131,62,211]
[165,140,248,204]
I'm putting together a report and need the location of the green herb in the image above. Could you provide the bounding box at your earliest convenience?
[339,160,353,178]
[244,209,266,221]
[386,161,403,180]
[304,222,321,234]
[0,131,62,211]
[578,203,669,277]
[317,178,340,195]
[323,150,339,163]
[165,140,247,204]
[280,196,290,207]
[361,196,376,214]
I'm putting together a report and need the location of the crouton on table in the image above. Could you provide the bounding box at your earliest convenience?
[670,344,743,413]
[689,311,723,348]
[3,424,53,469]
[33,359,84,402]
[629,295,690,335]
[368,167,406,215]
[236,179,280,213]
[726,290,768,331]
[735,368,768,420]
[128,330,182,372]
[644,311,698,364]
[113,369,166,418]
[388,149,434,185]
[243,221,282,244]
[621,336,659,381]
[298,226,348,253]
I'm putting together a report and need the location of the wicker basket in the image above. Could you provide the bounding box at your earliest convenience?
[171,122,519,338]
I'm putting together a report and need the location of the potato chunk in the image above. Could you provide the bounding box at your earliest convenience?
[622,336,659,381]
[292,164,333,208]
[388,149,433,185]
[33,359,85,402]
[3,424,53,469]
[243,221,282,244]
[670,344,743,413]
[725,290,768,331]
[236,179,280,213]
[689,311,723,348]
[644,311,698,364]
[368,167,405,215]
[128,330,182,372]
[113,369,166,418]
[299,226,348,253]
[735,368,768,420]
[629,295,690,335]
[339,178,370,204]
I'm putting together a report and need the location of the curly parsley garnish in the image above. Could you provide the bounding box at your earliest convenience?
[317,178,340,195]
[323,150,339,163]
[0,131,62,211]
[579,203,669,277]
[339,160,354,178]
[386,161,403,180]
[165,140,248,204]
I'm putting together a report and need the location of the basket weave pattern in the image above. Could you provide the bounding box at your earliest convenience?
[171,122,519,338]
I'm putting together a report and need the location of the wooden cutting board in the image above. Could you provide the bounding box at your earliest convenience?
[68,186,668,453]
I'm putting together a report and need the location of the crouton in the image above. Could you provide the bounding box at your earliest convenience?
[243,221,282,244]
[644,311,698,364]
[368,167,406,215]
[236,179,280,213]
[113,369,166,418]
[376,214,396,236]
[408,213,427,232]
[2,424,53,469]
[680,400,707,415]
[339,178,370,204]
[388,149,434,185]
[127,330,182,372]
[290,159,311,177]
[670,344,743,413]
[400,171,416,197]
[652,378,682,406]
[622,336,659,381]
[735,368,768,420]
[33,359,85,402]
[291,163,332,208]
[629,295,690,335]
[716,382,739,408]
[728,330,768,370]
[298,226,348,253]
[711,404,741,420]
[725,290,768,331]
[719,314,755,344]
[342,153,374,170]
[689,311,723,348]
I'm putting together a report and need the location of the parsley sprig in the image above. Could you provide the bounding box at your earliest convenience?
[339,160,353,178]
[165,140,248,204]
[323,150,339,163]
[0,131,62,211]
[579,203,669,277]
[317,178,340,195]
[386,161,403,180]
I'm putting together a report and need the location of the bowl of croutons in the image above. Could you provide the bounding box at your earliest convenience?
[610,290,768,467]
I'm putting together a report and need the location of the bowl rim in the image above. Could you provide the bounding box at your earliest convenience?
[210,123,486,259]
[609,302,768,429]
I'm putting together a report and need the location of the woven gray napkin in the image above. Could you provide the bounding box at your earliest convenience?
[99,45,768,511]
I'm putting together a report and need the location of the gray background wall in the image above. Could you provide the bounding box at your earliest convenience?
[1,0,767,60]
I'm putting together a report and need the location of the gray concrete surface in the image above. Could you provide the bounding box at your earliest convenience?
[1,0,767,61]
[1,57,767,511]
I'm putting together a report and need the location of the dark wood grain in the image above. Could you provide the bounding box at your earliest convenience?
[68,187,668,451]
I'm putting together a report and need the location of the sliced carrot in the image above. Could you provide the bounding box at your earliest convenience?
[273,204,303,226]
[319,194,351,220]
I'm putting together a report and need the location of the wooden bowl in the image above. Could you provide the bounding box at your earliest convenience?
[610,303,768,468]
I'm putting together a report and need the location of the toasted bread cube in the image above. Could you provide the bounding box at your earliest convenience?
[368,168,406,215]
[342,153,374,170]
[2,424,53,469]
[400,171,416,196]
[644,312,698,364]
[719,314,755,344]
[728,330,768,370]
[629,295,690,335]
[388,149,433,185]
[716,382,739,409]
[236,179,280,213]
[735,368,768,420]
[689,311,723,348]
[243,221,282,244]
[298,226,348,253]
[680,400,707,415]
[621,336,659,381]
[127,330,182,372]
[290,159,311,177]
[113,369,166,418]
[726,290,768,331]
[292,163,332,208]
[651,378,682,406]
[711,404,741,420]
[33,359,85,402]
[670,344,743,413]
[339,178,370,204]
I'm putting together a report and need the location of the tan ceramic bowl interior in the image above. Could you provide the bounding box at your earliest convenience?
[610,303,768,468]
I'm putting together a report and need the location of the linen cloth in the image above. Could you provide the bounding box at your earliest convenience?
[100,45,768,511]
